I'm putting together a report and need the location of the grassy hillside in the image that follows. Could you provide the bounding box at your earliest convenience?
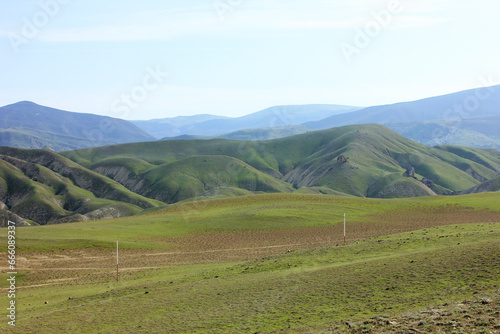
[88,155,294,204]
[7,192,500,249]
[0,147,164,225]
[3,124,499,224]
[63,124,500,200]
[435,145,500,171]
[218,125,311,140]
[0,192,499,333]
[460,174,500,194]
[113,155,293,203]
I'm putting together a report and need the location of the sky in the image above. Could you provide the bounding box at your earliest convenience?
[1,0,500,120]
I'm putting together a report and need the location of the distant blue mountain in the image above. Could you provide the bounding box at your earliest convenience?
[304,85,500,130]
[386,115,500,150]
[132,114,230,139]
[0,101,155,151]
[133,104,361,138]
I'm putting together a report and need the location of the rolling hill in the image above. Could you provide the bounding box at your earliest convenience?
[460,174,500,194]
[0,147,164,225]
[90,155,294,203]
[160,125,312,141]
[3,124,500,225]
[218,125,312,141]
[0,101,156,151]
[63,124,500,200]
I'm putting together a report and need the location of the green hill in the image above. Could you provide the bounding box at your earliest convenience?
[218,125,311,140]
[92,155,294,203]
[434,145,500,172]
[3,124,500,224]
[460,174,500,194]
[0,147,164,225]
[63,124,500,199]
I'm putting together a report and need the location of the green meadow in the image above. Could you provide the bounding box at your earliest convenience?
[1,192,499,333]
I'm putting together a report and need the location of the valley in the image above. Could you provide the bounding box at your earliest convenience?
[1,91,499,333]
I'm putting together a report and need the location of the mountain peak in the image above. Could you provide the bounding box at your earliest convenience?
[0,101,155,150]
[2,101,40,109]
[16,100,38,105]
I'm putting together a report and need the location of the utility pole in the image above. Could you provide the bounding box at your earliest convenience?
[344,212,346,245]
[117,241,119,282]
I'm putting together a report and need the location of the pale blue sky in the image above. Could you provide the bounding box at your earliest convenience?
[1,0,499,120]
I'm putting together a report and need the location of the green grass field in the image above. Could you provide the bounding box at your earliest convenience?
[1,192,499,333]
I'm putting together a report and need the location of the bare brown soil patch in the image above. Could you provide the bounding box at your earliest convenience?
[8,206,500,288]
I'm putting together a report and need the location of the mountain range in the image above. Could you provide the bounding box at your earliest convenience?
[142,85,500,148]
[64,123,500,197]
[131,104,361,139]
[387,115,500,149]
[303,85,500,150]
[2,85,500,225]
[2,123,500,226]
[305,85,500,129]
[2,85,500,151]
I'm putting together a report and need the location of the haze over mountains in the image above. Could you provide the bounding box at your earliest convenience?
[1,85,500,151]
[142,85,500,149]
[388,115,500,149]
[304,85,500,149]
[132,104,361,139]
[305,85,500,129]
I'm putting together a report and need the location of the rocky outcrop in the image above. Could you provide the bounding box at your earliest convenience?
[337,155,349,164]
[406,167,416,178]
[421,178,434,188]
[404,166,433,188]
